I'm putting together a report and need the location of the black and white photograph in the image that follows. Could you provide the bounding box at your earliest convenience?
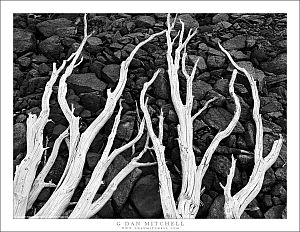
[1,1,299,231]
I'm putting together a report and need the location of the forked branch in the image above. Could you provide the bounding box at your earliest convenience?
[218,42,283,219]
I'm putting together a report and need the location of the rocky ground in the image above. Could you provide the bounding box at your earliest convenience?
[13,13,287,219]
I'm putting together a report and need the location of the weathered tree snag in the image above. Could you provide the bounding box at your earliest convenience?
[14,14,165,218]
[218,43,284,219]
[31,18,165,219]
[27,128,69,211]
[140,70,180,219]
[69,106,155,218]
[13,53,69,218]
[14,13,282,220]
[140,13,241,218]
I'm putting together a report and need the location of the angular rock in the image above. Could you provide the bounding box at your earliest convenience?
[264,205,285,219]
[272,196,282,205]
[207,195,251,219]
[228,61,265,92]
[262,168,276,187]
[196,194,213,218]
[246,199,264,218]
[27,76,49,94]
[37,188,52,202]
[117,113,135,141]
[237,154,253,171]
[87,36,103,53]
[52,124,67,138]
[67,101,83,116]
[120,202,141,218]
[226,95,250,122]
[80,109,91,118]
[214,79,229,96]
[79,92,103,112]
[153,68,170,100]
[32,54,48,64]
[13,66,24,82]
[262,119,282,134]
[189,55,207,71]
[251,47,268,62]
[38,35,64,59]
[176,14,199,30]
[275,167,287,182]
[102,64,121,83]
[208,47,225,57]
[281,206,287,219]
[207,195,225,218]
[36,18,73,37]
[123,43,147,57]
[260,97,283,114]
[244,122,255,148]
[222,35,247,50]
[131,175,162,218]
[261,53,287,75]
[192,80,212,100]
[13,28,36,54]
[67,73,107,94]
[207,55,226,68]
[17,56,31,67]
[201,107,245,133]
[212,13,229,24]
[210,155,241,184]
[135,16,156,28]
[96,199,114,218]
[230,50,249,60]
[13,123,26,158]
[38,63,51,75]
[198,25,213,33]
[279,143,287,164]
[86,152,101,170]
[45,156,67,184]
[271,184,287,203]
[87,36,103,46]
[90,60,105,79]
[55,26,77,37]
[263,194,273,208]
[236,135,247,149]
[136,76,149,89]
[216,21,232,29]
[105,155,142,212]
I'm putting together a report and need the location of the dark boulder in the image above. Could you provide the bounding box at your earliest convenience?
[105,155,142,212]
[201,107,245,133]
[67,73,107,94]
[13,123,27,158]
[130,175,162,218]
[36,18,73,37]
[14,28,36,54]
[38,35,64,59]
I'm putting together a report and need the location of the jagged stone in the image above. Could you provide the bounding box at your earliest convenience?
[67,73,107,94]
[13,28,36,54]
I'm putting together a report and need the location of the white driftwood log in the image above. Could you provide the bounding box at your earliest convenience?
[30,16,165,218]
[218,43,283,219]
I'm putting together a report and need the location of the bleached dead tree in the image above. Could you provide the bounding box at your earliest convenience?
[219,43,283,219]
[14,13,283,220]
[13,14,164,218]
[140,14,242,218]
